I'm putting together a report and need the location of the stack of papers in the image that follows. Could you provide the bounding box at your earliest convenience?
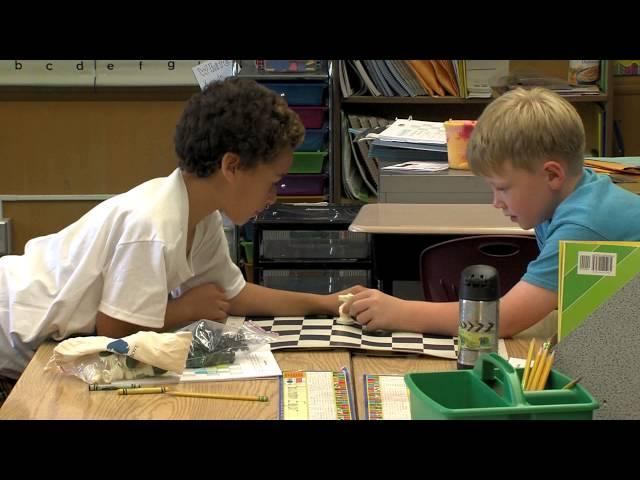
[585,157,640,176]
[368,118,448,164]
[376,118,446,145]
[381,161,449,173]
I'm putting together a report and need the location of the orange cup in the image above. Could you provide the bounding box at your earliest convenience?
[444,120,477,170]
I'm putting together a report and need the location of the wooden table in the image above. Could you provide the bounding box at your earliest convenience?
[0,339,528,420]
[0,343,351,420]
[351,338,530,418]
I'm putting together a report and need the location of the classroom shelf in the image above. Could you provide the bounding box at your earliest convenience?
[341,94,609,104]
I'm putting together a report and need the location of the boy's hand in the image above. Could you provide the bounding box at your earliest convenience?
[177,283,230,322]
[342,288,411,331]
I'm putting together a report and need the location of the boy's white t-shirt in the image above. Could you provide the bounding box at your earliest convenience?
[0,168,245,378]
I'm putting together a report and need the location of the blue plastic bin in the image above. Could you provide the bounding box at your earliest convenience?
[262,82,326,106]
[297,126,328,151]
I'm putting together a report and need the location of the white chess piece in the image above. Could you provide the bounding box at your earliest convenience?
[336,293,359,326]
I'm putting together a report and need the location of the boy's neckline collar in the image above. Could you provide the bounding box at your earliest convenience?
[561,167,588,199]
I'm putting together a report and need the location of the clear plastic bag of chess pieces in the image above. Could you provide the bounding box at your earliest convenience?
[179,319,279,368]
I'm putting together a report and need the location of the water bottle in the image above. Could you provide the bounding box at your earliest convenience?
[457,264,500,370]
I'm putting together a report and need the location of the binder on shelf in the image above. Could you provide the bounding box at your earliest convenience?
[378,60,410,96]
[363,60,394,96]
[342,114,370,202]
[407,60,445,96]
[351,60,381,96]
[392,60,427,96]
[430,60,459,96]
[341,60,461,98]
[346,114,395,198]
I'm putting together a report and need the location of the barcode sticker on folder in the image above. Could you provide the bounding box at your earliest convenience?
[577,251,617,276]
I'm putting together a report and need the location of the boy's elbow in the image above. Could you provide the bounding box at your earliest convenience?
[95,311,148,338]
[498,321,524,339]
[497,282,557,338]
[498,306,545,338]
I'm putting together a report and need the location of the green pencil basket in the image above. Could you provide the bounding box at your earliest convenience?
[405,353,599,420]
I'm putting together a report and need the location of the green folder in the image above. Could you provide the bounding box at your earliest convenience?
[558,240,640,340]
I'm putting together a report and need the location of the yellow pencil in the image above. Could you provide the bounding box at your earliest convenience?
[535,350,555,391]
[167,391,269,402]
[118,386,169,395]
[521,338,536,390]
[526,345,544,391]
[529,342,552,391]
[562,376,583,390]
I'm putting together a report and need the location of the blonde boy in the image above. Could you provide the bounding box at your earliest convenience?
[343,87,640,337]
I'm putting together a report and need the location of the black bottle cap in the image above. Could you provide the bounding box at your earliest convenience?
[459,264,500,301]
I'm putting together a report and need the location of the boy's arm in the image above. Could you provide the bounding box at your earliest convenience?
[227,282,354,317]
[345,291,459,335]
[95,281,364,338]
[345,280,557,338]
[96,311,162,338]
[95,283,231,338]
[496,281,557,337]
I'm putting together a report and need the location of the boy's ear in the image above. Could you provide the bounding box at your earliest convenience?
[220,152,241,181]
[541,160,566,190]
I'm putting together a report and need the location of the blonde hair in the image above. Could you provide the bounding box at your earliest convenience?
[467,87,585,177]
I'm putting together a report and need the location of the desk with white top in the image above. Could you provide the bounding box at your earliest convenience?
[349,203,534,296]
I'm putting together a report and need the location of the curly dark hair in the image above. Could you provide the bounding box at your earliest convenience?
[174,77,305,177]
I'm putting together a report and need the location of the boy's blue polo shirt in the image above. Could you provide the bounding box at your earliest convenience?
[523,168,640,292]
